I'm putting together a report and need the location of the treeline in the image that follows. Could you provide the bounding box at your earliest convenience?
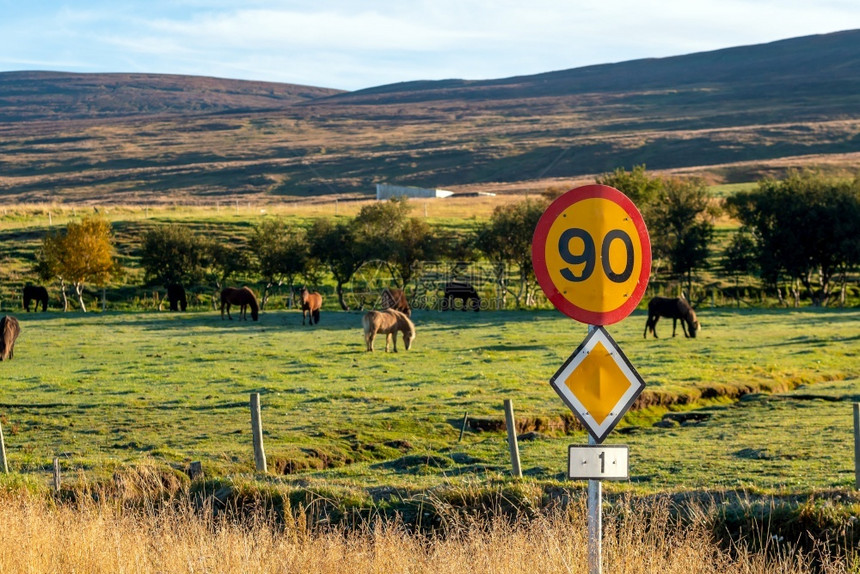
[27,168,860,312]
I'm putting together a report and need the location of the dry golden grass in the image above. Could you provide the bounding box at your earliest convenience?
[0,193,546,228]
[0,494,847,574]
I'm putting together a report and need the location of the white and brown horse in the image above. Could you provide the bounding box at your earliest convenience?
[362,309,415,352]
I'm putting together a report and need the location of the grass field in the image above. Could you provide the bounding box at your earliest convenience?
[0,201,859,563]
[1,306,857,495]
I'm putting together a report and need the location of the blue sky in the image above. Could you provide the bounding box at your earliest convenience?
[1,1,858,91]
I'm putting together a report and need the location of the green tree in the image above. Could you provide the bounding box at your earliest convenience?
[649,177,716,297]
[250,219,309,309]
[201,238,250,297]
[726,170,860,306]
[476,198,549,308]
[388,217,440,289]
[351,197,412,261]
[307,218,364,310]
[346,197,442,300]
[140,225,207,288]
[36,217,122,312]
[596,164,663,216]
[721,229,758,307]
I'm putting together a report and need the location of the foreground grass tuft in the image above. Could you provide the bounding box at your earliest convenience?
[0,491,852,573]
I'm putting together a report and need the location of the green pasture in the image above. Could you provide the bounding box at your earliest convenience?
[1,306,858,496]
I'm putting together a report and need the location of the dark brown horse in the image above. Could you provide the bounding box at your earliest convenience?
[442,282,480,311]
[381,287,411,317]
[23,284,48,312]
[299,287,323,325]
[167,284,187,312]
[220,287,259,321]
[0,315,21,360]
[643,297,699,338]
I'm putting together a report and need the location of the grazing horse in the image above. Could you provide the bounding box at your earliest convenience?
[299,287,323,325]
[362,309,415,352]
[442,281,480,311]
[23,284,48,312]
[381,287,411,317]
[643,297,700,338]
[167,284,187,312]
[220,287,259,321]
[0,315,20,360]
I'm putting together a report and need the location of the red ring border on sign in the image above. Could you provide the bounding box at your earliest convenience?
[532,184,651,325]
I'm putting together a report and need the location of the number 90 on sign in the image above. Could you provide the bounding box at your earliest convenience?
[532,185,651,325]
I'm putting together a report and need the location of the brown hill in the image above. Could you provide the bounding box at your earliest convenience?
[0,72,344,122]
[1,30,858,205]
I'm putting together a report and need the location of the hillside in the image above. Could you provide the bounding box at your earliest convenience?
[0,72,344,122]
[1,30,859,205]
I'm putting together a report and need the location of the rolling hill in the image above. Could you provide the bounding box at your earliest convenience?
[1,29,858,205]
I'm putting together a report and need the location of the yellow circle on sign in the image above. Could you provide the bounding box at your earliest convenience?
[543,197,644,314]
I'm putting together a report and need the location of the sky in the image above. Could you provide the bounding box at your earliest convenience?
[1,1,858,92]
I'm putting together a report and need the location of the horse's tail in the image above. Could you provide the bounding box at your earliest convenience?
[312,308,320,324]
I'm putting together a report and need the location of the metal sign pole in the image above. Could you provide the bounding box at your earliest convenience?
[587,432,602,574]
[586,324,602,574]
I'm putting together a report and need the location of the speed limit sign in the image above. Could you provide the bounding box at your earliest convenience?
[532,184,651,325]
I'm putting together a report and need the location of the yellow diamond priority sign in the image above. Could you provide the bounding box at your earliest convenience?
[551,326,645,443]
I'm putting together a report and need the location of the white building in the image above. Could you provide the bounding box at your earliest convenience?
[376,183,454,200]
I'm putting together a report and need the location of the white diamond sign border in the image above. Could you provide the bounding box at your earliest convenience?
[550,326,646,443]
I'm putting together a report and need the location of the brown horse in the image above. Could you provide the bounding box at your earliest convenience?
[362,309,415,352]
[381,287,411,317]
[0,315,21,360]
[220,287,259,321]
[643,296,699,338]
[299,287,323,325]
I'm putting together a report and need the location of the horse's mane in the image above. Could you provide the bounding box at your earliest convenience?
[242,287,259,313]
[387,308,415,333]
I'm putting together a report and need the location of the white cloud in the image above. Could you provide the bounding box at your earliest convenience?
[0,1,858,89]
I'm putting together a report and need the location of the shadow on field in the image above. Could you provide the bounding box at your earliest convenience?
[757,333,860,348]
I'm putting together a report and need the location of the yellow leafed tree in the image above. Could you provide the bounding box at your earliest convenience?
[37,217,122,312]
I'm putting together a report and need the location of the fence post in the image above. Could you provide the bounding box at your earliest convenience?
[458,411,469,442]
[250,393,267,474]
[504,399,522,478]
[854,403,860,489]
[189,461,204,481]
[52,457,61,493]
[0,420,8,473]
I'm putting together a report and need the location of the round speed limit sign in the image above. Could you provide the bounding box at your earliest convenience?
[532,184,651,325]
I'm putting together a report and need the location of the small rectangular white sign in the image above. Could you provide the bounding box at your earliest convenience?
[568,445,629,480]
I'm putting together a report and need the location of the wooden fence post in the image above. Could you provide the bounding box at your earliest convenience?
[0,420,8,473]
[52,457,61,493]
[854,403,860,489]
[504,399,522,478]
[250,393,267,474]
[458,411,469,442]
[189,461,203,481]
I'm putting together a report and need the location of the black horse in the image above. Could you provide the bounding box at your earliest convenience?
[643,297,700,338]
[167,284,187,312]
[442,282,481,311]
[23,284,48,312]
